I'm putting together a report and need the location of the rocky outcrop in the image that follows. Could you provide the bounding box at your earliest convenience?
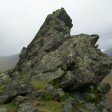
[12,8,112,91]
[0,8,112,112]
[10,8,111,90]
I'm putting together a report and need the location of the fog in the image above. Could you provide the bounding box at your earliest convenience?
[0,0,112,56]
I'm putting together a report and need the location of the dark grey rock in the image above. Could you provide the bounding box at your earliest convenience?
[84,103,97,110]
[91,34,99,46]
[107,108,112,112]
[78,108,90,112]
[14,95,27,106]
[96,101,107,111]
[53,88,65,102]
[0,80,32,104]
[98,83,111,94]
[63,97,74,112]
[103,108,109,112]
[10,8,112,92]
[44,85,54,93]
[14,33,112,91]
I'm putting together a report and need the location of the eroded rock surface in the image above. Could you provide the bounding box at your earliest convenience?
[10,8,112,90]
[12,8,112,91]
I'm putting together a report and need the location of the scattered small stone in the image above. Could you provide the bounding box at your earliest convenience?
[0,108,7,112]
[18,103,39,112]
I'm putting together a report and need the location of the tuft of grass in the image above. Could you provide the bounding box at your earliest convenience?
[0,102,16,112]
[0,85,5,92]
[44,101,63,112]
[82,86,101,103]
[30,79,48,90]
[41,92,53,101]
[0,70,3,75]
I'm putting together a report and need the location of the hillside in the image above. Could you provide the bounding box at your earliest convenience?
[104,49,112,57]
[0,54,19,71]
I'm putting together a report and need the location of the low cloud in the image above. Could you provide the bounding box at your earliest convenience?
[0,0,112,56]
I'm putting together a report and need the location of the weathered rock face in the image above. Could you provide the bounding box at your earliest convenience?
[18,103,39,112]
[15,8,72,74]
[0,8,112,112]
[12,8,112,91]
[0,79,32,104]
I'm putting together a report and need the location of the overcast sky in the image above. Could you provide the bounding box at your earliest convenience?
[0,0,112,56]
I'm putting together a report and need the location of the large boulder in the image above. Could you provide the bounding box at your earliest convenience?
[12,8,112,91]
[15,34,112,91]
[0,80,32,104]
[98,83,111,94]
[7,8,112,89]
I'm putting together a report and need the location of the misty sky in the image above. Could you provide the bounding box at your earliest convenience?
[0,0,112,56]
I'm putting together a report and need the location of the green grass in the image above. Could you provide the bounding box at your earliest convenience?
[0,102,16,112]
[76,84,101,103]
[83,86,101,103]
[0,70,3,75]
[44,101,63,112]
[41,92,54,101]
[0,85,5,92]
[30,79,48,90]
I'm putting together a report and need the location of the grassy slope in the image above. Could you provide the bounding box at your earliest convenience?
[104,49,112,57]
